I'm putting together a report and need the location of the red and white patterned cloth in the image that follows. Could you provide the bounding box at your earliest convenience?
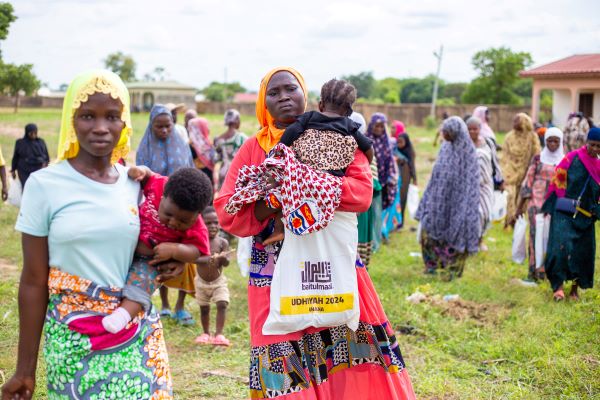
[225,144,343,235]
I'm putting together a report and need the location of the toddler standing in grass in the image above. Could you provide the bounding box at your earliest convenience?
[194,206,233,346]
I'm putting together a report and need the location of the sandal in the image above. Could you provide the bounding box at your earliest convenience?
[194,333,212,345]
[212,334,230,347]
[159,308,173,318]
[174,309,195,326]
[553,289,565,302]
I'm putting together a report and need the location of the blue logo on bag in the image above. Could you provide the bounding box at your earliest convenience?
[288,200,320,235]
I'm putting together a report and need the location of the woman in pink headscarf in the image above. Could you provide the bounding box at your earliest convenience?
[391,120,417,227]
[473,106,496,142]
[188,117,215,180]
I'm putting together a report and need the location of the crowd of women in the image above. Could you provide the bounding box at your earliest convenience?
[417,108,599,303]
[1,66,598,399]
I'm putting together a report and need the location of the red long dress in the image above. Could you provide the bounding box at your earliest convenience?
[214,136,415,399]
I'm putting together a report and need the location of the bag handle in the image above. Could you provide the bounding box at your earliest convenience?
[576,175,591,203]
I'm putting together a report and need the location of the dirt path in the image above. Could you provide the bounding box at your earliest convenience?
[0,259,19,279]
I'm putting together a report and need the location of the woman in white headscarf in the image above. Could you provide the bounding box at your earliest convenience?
[514,127,564,281]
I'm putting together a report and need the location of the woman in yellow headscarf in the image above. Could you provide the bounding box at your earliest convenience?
[2,70,175,399]
[214,68,415,399]
[502,112,541,227]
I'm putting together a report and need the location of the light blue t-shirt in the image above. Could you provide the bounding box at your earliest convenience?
[15,161,141,287]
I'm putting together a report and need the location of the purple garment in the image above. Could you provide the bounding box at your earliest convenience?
[366,113,397,209]
[416,116,481,254]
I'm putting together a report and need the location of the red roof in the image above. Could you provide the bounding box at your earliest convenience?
[233,92,258,103]
[521,54,600,78]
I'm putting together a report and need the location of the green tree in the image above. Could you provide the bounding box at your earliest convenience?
[0,62,41,112]
[462,47,533,105]
[341,71,376,99]
[372,77,401,104]
[399,75,443,103]
[202,81,246,102]
[440,82,467,104]
[104,51,137,82]
[0,2,16,59]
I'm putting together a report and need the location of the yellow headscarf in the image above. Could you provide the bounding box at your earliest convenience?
[57,69,132,164]
[255,67,307,153]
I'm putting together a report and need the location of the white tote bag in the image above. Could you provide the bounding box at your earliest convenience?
[407,184,420,220]
[262,212,360,335]
[511,216,527,264]
[491,190,508,222]
[534,214,550,270]
[236,236,252,277]
[7,177,22,207]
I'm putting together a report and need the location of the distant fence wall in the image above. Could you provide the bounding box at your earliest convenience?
[197,101,530,133]
[1,96,529,133]
[0,95,64,108]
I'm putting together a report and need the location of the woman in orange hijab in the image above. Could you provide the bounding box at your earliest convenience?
[214,68,415,399]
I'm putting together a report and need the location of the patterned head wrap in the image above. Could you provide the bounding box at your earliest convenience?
[366,113,397,209]
[416,116,481,253]
[224,109,241,126]
[57,69,132,164]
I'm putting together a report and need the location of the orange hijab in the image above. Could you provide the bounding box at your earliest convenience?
[255,67,307,153]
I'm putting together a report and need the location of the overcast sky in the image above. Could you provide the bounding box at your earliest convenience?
[3,0,600,92]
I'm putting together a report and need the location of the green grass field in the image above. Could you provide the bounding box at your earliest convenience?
[0,108,599,399]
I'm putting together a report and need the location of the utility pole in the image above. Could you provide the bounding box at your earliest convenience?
[224,67,228,101]
[431,45,443,119]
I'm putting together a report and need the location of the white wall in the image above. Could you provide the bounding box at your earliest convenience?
[552,89,572,128]
[593,91,600,125]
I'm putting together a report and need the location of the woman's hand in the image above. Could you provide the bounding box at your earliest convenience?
[155,261,185,283]
[2,375,35,399]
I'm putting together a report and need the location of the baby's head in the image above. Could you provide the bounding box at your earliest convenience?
[202,206,220,239]
[159,168,213,231]
[319,79,357,117]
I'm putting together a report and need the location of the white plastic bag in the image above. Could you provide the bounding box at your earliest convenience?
[407,184,420,220]
[236,236,252,277]
[263,212,360,335]
[491,190,508,222]
[534,214,550,270]
[7,177,22,207]
[512,216,527,264]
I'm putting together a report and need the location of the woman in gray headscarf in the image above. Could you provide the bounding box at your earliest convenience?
[416,116,481,280]
[213,109,247,192]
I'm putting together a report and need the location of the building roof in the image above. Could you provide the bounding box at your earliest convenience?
[233,92,258,103]
[521,54,600,78]
[126,80,197,91]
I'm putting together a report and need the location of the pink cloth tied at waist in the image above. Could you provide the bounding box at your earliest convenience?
[225,143,343,235]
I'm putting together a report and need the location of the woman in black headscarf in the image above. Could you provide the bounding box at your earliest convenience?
[11,123,50,186]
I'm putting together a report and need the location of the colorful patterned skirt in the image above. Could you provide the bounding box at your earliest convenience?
[420,228,468,281]
[45,268,173,399]
[247,226,415,399]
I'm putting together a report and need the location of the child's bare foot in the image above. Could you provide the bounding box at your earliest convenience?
[263,231,284,245]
